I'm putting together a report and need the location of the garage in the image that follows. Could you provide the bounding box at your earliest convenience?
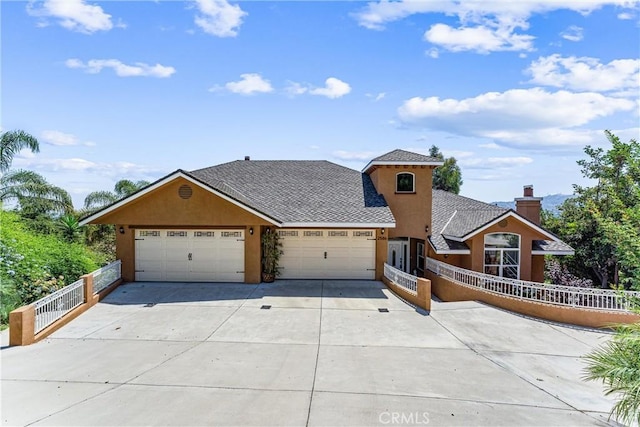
[277,229,376,279]
[135,229,245,282]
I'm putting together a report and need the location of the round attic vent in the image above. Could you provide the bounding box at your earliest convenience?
[178,184,193,199]
[498,219,508,228]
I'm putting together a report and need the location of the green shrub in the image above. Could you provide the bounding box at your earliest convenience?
[0,211,106,314]
[0,278,21,328]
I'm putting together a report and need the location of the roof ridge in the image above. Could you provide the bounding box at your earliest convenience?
[440,210,457,235]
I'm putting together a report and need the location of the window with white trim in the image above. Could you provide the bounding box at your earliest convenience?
[396,172,415,193]
[484,233,520,279]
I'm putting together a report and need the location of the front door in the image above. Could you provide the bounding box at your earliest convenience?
[388,241,408,273]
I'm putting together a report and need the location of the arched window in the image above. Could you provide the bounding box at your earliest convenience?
[396,172,415,193]
[484,233,520,279]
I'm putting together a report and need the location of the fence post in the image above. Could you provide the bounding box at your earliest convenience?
[9,305,36,346]
[417,278,432,312]
[82,274,95,306]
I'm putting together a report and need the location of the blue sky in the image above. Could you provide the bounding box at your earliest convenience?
[3,0,639,208]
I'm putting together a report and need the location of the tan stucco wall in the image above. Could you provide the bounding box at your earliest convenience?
[94,178,273,283]
[428,271,640,329]
[375,228,388,281]
[369,165,434,240]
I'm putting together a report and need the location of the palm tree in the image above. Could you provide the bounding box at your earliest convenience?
[1,130,40,173]
[584,311,640,425]
[0,169,73,214]
[84,179,150,212]
[58,214,83,243]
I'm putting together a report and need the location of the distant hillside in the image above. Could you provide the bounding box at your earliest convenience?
[491,194,574,214]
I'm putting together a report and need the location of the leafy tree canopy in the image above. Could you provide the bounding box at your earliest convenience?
[547,131,640,289]
[429,145,463,194]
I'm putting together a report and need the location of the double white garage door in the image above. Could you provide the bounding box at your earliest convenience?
[278,229,376,280]
[135,229,245,282]
[134,228,376,282]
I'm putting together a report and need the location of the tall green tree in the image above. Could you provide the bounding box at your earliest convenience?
[0,169,73,215]
[550,131,639,289]
[0,130,39,173]
[429,145,463,194]
[84,179,150,212]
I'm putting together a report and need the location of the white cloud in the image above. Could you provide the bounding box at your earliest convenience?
[397,88,635,147]
[65,58,176,78]
[41,130,78,146]
[366,92,386,101]
[354,1,637,53]
[333,150,379,161]
[354,1,636,30]
[424,23,534,53]
[309,78,352,99]
[284,81,309,96]
[194,0,247,37]
[527,55,640,93]
[478,142,503,150]
[27,0,113,34]
[426,48,439,58]
[13,156,165,178]
[215,73,273,95]
[461,156,534,169]
[618,11,635,19]
[560,25,584,41]
[41,130,97,147]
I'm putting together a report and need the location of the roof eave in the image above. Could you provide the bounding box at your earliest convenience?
[427,237,471,255]
[459,211,563,243]
[532,250,575,256]
[362,160,444,174]
[281,222,396,228]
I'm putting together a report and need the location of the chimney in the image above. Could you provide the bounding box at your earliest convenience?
[244,156,250,161]
[515,185,542,225]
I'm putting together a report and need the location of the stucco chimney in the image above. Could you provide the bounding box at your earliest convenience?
[515,185,542,225]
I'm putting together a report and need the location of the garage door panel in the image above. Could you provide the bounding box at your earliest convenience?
[135,229,244,282]
[278,229,375,280]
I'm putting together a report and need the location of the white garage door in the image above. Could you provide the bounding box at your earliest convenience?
[135,229,244,282]
[278,229,376,279]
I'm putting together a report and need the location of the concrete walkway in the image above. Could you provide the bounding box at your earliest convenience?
[1,281,619,426]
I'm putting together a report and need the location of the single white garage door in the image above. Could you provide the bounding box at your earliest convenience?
[277,229,376,279]
[135,229,244,282]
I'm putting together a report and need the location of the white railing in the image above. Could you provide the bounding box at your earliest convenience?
[92,260,121,294]
[32,260,122,334]
[426,257,640,312]
[384,263,418,295]
[34,278,85,334]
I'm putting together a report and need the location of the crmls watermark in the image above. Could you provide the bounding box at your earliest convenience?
[379,411,430,425]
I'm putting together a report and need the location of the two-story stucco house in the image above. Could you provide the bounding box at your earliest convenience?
[81,149,572,284]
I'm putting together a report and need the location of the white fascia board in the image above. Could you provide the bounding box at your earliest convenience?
[426,238,470,255]
[459,211,562,243]
[362,160,444,173]
[438,250,471,255]
[532,250,575,256]
[281,222,396,228]
[79,171,281,226]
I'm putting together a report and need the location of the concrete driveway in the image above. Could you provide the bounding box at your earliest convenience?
[1,280,618,426]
